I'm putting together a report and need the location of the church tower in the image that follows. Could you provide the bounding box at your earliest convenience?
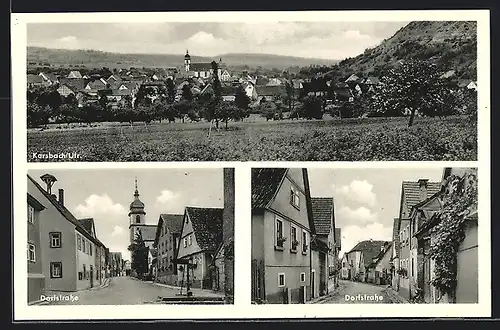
[129,178,146,243]
[184,49,191,72]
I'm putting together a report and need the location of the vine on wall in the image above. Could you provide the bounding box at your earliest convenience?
[429,169,478,298]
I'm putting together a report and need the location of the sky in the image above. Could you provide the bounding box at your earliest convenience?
[26,22,408,60]
[308,168,444,257]
[28,168,225,260]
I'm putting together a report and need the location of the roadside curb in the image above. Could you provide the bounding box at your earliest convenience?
[152,281,225,297]
[306,282,346,304]
[89,277,111,291]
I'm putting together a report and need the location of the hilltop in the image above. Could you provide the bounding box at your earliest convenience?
[27,46,338,70]
[324,21,477,80]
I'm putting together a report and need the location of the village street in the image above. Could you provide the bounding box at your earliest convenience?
[312,280,406,304]
[43,276,223,305]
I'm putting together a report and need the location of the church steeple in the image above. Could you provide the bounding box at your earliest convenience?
[129,178,146,220]
[184,49,191,72]
[134,177,139,198]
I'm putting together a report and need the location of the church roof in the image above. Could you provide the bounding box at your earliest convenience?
[190,63,213,71]
[136,225,157,242]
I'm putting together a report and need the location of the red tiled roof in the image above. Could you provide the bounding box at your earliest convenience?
[78,218,95,236]
[28,74,44,84]
[190,63,213,71]
[251,168,287,209]
[311,197,334,235]
[160,214,184,233]
[255,85,286,97]
[136,225,157,242]
[349,240,390,267]
[185,207,223,251]
[335,228,341,250]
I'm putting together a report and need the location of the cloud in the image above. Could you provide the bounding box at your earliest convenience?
[336,205,378,225]
[111,226,125,237]
[334,180,377,207]
[57,36,80,49]
[156,190,180,204]
[187,31,217,44]
[342,29,371,40]
[340,222,393,256]
[74,194,126,216]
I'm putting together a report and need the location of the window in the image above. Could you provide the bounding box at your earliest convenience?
[82,239,86,253]
[136,215,140,223]
[302,231,308,254]
[188,235,192,246]
[290,225,298,251]
[290,185,300,208]
[50,262,62,278]
[414,218,418,233]
[50,232,62,248]
[278,273,285,287]
[300,272,306,282]
[275,217,284,248]
[161,226,164,237]
[89,243,93,256]
[183,238,187,248]
[27,243,36,262]
[77,234,82,251]
[83,265,87,279]
[28,205,35,224]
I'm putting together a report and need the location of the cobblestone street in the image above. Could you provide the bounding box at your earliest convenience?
[44,276,222,305]
[312,280,406,304]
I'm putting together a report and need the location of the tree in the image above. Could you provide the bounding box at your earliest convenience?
[301,95,323,119]
[128,231,149,278]
[234,85,250,111]
[284,80,295,113]
[166,78,176,103]
[259,101,279,121]
[181,84,194,102]
[371,60,457,127]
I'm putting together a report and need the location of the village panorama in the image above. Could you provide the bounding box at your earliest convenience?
[26,21,478,162]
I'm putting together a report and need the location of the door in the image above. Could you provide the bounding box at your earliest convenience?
[90,265,94,288]
[311,270,316,299]
[424,257,432,302]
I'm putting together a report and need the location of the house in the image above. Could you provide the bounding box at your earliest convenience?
[85,78,108,90]
[107,74,121,83]
[292,79,304,90]
[77,218,107,282]
[176,206,224,290]
[27,74,49,88]
[414,168,478,304]
[363,76,381,85]
[39,72,59,85]
[310,197,339,295]
[345,74,361,83]
[255,85,287,103]
[266,77,283,86]
[105,89,134,109]
[366,242,392,285]
[395,179,441,300]
[67,70,82,79]
[390,218,401,290]
[153,213,184,286]
[220,69,232,82]
[27,193,46,303]
[109,252,123,277]
[251,168,315,304]
[57,78,86,97]
[242,82,257,100]
[334,88,354,103]
[28,174,108,292]
[467,81,478,91]
[75,90,99,108]
[347,240,389,282]
[340,253,352,280]
[439,70,456,79]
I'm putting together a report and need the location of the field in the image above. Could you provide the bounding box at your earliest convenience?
[27,116,477,162]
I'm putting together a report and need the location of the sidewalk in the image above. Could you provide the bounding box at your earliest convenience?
[306,280,347,304]
[381,286,409,304]
[153,281,225,297]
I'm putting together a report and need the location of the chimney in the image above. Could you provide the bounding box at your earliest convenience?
[418,179,429,201]
[58,189,64,206]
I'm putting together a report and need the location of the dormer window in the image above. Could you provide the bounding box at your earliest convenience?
[136,215,140,223]
[290,185,300,209]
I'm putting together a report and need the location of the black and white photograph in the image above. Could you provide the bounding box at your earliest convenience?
[25,19,479,162]
[26,168,235,305]
[251,167,478,305]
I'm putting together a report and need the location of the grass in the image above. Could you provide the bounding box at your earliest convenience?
[27,116,477,162]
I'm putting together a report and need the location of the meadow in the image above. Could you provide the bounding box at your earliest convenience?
[27,116,477,162]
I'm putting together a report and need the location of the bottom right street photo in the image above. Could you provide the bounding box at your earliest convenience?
[251,167,478,304]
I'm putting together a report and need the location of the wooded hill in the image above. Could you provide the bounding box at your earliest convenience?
[323,21,477,80]
[27,46,337,70]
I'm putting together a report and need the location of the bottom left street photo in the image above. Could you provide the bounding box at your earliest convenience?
[25,167,235,305]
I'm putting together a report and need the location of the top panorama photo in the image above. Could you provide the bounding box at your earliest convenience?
[26,21,478,162]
